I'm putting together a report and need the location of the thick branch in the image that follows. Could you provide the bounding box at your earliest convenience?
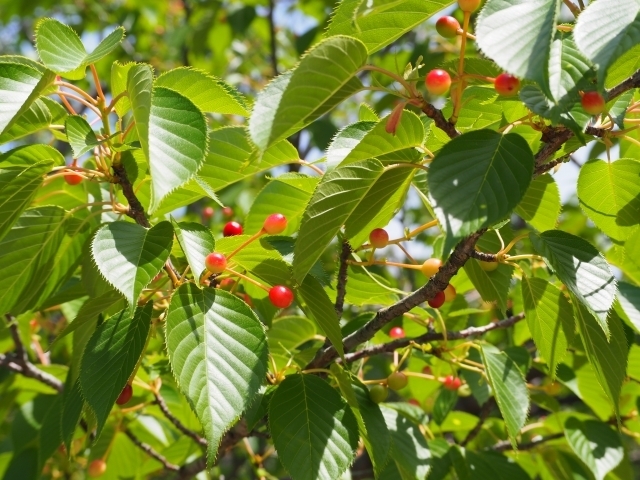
[112,163,150,228]
[307,230,485,369]
[469,249,497,263]
[154,392,208,447]
[124,429,180,471]
[419,99,460,138]
[340,313,525,363]
[334,240,352,319]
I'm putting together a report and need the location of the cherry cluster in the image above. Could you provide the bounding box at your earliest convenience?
[423,0,606,115]
[204,213,294,309]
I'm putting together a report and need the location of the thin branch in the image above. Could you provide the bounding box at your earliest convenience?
[2,315,64,392]
[418,98,460,139]
[461,399,494,446]
[469,250,498,263]
[339,313,525,363]
[335,240,352,319]
[112,163,149,227]
[124,429,180,471]
[154,392,208,447]
[490,432,565,452]
[562,0,581,17]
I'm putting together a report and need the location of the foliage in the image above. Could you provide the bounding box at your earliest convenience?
[0,0,639,479]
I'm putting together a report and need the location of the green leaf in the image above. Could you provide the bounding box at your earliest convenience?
[577,159,640,244]
[0,97,52,145]
[327,0,453,54]
[0,62,55,134]
[522,277,574,374]
[298,275,345,359]
[326,121,375,168]
[111,61,135,117]
[515,173,561,232]
[432,388,458,426]
[332,368,390,475]
[37,396,63,469]
[573,0,640,84]
[564,418,624,480]
[380,406,432,479]
[54,289,124,344]
[293,159,384,282]
[244,174,319,235]
[249,36,367,150]
[91,221,173,314]
[427,130,534,252]
[530,230,616,334]
[617,281,640,332]
[147,87,208,211]
[463,259,514,314]
[61,379,84,452]
[166,284,268,464]
[573,301,627,418]
[476,0,560,97]
[547,32,595,105]
[0,160,52,242]
[344,167,414,247]
[269,374,359,480]
[79,303,152,438]
[481,344,529,448]
[127,63,153,156]
[65,115,102,158]
[199,127,299,191]
[0,206,67,315]
[172,220,215,282]
[0,144,64,168]
[329,110,424,169]
[155,67,248,116]
[343,266,398,306]
[267,316,317,354]
[35,19,124,77]
[622,228,640,284]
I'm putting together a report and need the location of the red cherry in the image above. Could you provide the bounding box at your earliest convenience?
[408,398,420,406]
[369,228,389,249]
[269,285,294,309]
[203,206,214,220]
[458,0,481,12]
[389,326,405,339]
[436,16,461,38]
[240,293,253,307]
[88,459,107,477]
[223,221,243,237]
[222,206,233,218]
[494,73,520,96]
[425,69,452,96]
[205,252,227,274]
[581,91,605,115]
[219,278,236,290]
[422,365,432,375]
[428,290,446,309]
[443,375,462,391]
[116,384,133,405]
[263,213,287,235]
[64,172,83,185]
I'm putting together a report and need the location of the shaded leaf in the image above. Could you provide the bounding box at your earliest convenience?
[564,418,624,480]
[515,174,561,232]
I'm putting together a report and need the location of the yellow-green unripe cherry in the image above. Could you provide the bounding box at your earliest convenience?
[369,384,388,403]
[387,371,408,391]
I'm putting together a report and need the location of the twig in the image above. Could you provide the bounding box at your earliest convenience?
[111,163,149,227]
[339,313,525,363]
[154,392,208,447]
[418,98,460,139]
[335,240,352,319]
[490,432,565,452]
[469,250,498,263]
[124,429,180,471]
[562,0,581,17]
[461,399,494,446]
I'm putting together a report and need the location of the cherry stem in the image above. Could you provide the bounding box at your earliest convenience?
[54,81,98,104]
[562,0,581,16]
[225,268,270,292]
[122,121,136,142]
[620,135,640,149]
[164,262,180,288]
[456,29,476,40]
[396,243,418,264]
[57,92,77,115]
[226,229,266,261]
[301,368,333,376]
[462,73,495,83]
[360,64,418,98]
[108,91,128,112]
[450,10,471,125]
[347,259,422,270]
[356,219,438,252]
[298,160,324,175]
[56,91,102,116]
[90,64,106,103]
